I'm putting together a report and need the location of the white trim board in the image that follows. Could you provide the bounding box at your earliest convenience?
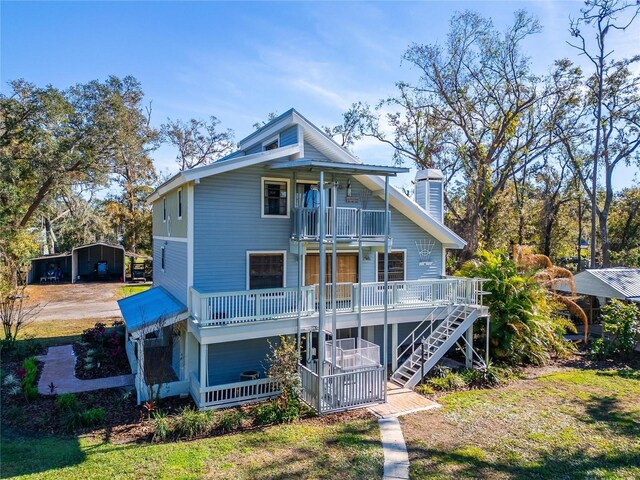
[153,236,188,243]
[261,176,291,219]
[375,249,408,282]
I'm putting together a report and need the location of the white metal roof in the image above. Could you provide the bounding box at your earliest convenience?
[558,268,640,301]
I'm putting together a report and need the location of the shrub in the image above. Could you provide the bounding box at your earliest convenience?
[416,384,435,396]
[458,249,576,365]
[174,407,214,439]
[56,393,81,413]
[80,407,105,426]
[217,410,244,433]
[600,300,640,358]
[152,410,170,442]
[427,371,468,391]
[264,336,302,423]
[2,373,20,388]
[252,401,280,426]
[20,357,38,400]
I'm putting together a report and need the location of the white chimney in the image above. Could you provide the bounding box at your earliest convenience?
[415,169,444,223]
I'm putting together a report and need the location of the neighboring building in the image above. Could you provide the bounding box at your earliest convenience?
[557,268,640,321]
[118,109,489,413]
[28,242,126,284]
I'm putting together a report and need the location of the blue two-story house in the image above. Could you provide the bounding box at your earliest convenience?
[118,109,489,413]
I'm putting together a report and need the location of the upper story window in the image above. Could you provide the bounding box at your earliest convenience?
[178,189,183,219]
[248,252,285,289]
[161,246,166,271]
[163,197,167,222]
[262,177,290,218]
[377,251,405,282]
[263,136,279,151]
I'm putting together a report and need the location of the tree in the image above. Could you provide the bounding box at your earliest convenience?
[566,0,640,267]
[323,101,369,149]
[161,117,234,171]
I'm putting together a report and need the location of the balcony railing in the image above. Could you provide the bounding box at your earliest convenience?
[190,373,280,409]
[191,278,486,327]
[292,207,389,240]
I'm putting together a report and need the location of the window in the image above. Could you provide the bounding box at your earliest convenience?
[377,251,405,282]
[163,198,166,222]
[263,136,279,151]
[262,178,289,217]
[248,253,285,289]
[178,189,182,219]
[161,246,166,271]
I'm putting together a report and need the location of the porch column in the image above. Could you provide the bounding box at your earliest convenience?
[199,342,208,388]
[383,175,390,402]
[485,315,491,366]
[317,170,326,379]
[331,180,338,373]
[306,331,313,364]
[391,323,398,371]
[465,325,473,369]
[136,338,144,404]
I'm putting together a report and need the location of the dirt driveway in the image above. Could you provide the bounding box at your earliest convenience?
[25,283,124,321]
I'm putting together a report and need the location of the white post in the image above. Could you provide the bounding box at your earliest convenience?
[200,342,208,389]
[317,171,326,408]
[383,176,390,402]
[391,323,398,371]
[136,337,144,404]
[331,180,337,374]
[357,209,363,340]
[465,325,473,369]
[485,315,491,366]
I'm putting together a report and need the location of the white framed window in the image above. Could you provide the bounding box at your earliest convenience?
[376,250,406,282]
[162,197,166,222]
[178,188,182,219]
[246,251,286,290]
[262,135,279,151]
[261,177,290,218]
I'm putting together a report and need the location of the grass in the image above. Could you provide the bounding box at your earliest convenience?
[0,418,383,479]
[402,367,640,479]
[116,283,151,299]
[17,319,100,349]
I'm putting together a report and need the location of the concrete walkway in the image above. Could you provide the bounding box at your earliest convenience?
[379,417,410,480]
[37,345,134,395]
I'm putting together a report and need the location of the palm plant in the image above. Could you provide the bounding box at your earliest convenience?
[458,250,575,365]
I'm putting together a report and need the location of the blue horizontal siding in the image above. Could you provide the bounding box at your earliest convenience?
[153,239,188,305]
[279,125,298,147]
[207,336,282,385]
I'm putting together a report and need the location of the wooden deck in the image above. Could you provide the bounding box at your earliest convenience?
[369,382,440,419]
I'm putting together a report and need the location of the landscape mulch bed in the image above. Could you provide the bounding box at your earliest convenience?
[73,341,131,380]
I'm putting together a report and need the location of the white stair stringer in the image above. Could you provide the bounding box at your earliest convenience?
[390,305,480,389]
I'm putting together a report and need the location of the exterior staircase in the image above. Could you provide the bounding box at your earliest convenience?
[390,305,480,389]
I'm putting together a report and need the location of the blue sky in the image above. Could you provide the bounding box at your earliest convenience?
[2,1,638,190]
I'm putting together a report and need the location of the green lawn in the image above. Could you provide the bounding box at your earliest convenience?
[402,367,640,479]
[117,283,152,299]
[1,418,383,479]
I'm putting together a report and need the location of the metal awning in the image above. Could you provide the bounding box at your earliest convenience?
[267,159,409,176]
[117,286,188,336]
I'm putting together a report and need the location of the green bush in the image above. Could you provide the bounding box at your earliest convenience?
[428,371,468,391]
[80,407,105,426]
[174,407,214,439]
[217,410,244,433]
[23,383,38,401]
[588,338,609,360]
[416,384,435,396]
[56,393,81,413]
[600,300,640,357]
[457,249,575,365]
[152,410,170,442]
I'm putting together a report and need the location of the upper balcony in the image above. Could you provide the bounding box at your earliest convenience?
[291,207,389,242]
[190,277,487,328]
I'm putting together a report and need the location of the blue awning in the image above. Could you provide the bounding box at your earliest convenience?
[117,286,188,334]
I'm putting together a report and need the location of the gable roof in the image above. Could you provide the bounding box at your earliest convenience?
[148,108,466,249]
[557,268,640,303]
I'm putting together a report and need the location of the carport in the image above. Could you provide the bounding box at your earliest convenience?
[28,253,72,284]
[71,243,126,283]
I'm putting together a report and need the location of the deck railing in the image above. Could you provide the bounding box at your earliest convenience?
[292,207,389,240]
[190,373,280,409]
[192,278,486,327]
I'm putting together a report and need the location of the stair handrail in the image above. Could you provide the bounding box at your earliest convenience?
[395,305,448,361]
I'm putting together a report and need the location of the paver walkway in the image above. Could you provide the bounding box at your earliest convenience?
[370,382,440,418]
[37,345,134,395]
[379,417,410,480]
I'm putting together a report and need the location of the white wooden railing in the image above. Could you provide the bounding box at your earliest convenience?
[190,373,280,409]
[192,286,316,327]
[192,278,486,327]
[319,366,385,413]
[293,207,389,239]
[298,364,320,409]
